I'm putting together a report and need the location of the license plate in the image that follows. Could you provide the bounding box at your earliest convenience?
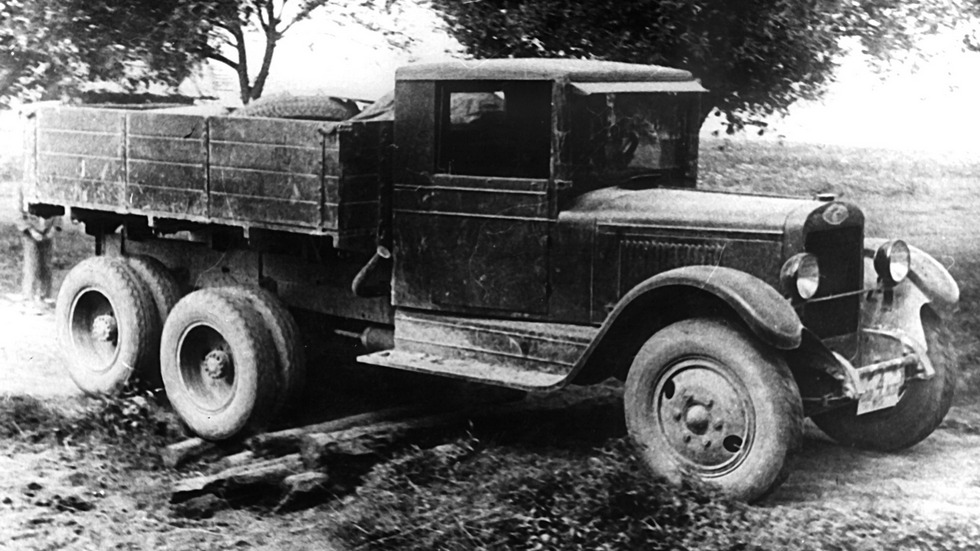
[857,369,905,415]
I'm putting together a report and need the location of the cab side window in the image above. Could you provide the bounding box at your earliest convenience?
[437,82,551,179]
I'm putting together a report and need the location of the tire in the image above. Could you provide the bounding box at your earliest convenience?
[234,93,359,121]
[811,311,955,451]
[56,256,157,395]
[624,317,803,502]
[215,286,306,412]
[160,289,279,440]
[127,255,181,327]
[126,255,182,388]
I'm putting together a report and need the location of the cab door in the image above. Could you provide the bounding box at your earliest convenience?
[392,80,554,315]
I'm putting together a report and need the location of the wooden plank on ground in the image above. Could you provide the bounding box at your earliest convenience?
[299,412,471,469]
[247,405,426,458]
[162,438,217,469]
[171,453,304,504]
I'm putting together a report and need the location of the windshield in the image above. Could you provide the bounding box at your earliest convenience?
[570,92,698,189]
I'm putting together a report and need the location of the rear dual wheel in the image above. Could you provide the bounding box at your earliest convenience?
[161,289,279,440]
[56,255,180,395]
[160,287,305,440]
[56,257,158,395]
[214,286,306,412]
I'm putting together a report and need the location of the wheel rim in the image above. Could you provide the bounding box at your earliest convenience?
[177,323,238,412]
[650,356,755,478]
[68,288,121,373]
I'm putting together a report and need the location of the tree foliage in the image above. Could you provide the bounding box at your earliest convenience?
[0,0,200,106]
[0,0,396,106]
[427,0,965,131]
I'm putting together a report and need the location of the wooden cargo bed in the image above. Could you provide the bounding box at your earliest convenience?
[26,106,388,252]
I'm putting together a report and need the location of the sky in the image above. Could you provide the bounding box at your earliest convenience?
[756,34,980,152]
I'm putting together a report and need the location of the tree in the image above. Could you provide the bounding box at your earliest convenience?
[0,0,398,106]
[162,0,337,104]
[426,0,965,132]
[0,0,202,106]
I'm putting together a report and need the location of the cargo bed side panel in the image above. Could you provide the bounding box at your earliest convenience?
[127,112,208,218]
[35,108,126,210]
[209,117,329,228]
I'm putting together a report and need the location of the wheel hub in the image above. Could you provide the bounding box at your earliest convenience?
[657,360,753,473]
[203,350,232,380]
[91,314,118,343]
[684,403,711,434]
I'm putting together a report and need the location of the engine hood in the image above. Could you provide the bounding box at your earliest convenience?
[561,186,840,236]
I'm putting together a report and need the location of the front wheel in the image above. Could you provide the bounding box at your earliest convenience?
[811,311,955,451]
[160,289,279,440]
[624,317,803,502]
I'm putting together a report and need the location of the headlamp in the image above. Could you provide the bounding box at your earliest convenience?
[780,253,820,300]
[874,240,910,286]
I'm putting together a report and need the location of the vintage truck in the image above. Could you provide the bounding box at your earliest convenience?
[23,59,959,501]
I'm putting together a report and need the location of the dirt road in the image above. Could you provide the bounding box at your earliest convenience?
[0,296,78,398]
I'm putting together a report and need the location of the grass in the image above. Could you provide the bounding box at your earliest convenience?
[697,138,980,202]
[0,391,183,467]
[337,436,980,551]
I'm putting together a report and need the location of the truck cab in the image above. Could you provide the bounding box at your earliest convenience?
[28,58,960,501]
[389,59,703,317]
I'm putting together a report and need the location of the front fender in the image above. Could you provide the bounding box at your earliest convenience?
[568,265,802,385]
[864,238,959,315]
[611,265,802,350]
[859,239,958,370]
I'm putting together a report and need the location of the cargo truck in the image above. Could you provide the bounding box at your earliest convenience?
[23,59,959,500]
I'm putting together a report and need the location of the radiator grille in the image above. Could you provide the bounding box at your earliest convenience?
[802,226,863,337]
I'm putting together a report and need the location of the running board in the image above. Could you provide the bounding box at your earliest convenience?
[357,309,599,391]
[358,349,567,390]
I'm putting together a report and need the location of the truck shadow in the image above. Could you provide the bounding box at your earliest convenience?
[287,348,628,452]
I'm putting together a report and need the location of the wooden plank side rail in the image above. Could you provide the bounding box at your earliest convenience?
[29,106,388,251]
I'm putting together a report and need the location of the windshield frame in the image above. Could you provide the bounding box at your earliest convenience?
[565,89,702,194]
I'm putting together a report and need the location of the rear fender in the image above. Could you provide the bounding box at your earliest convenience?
[571,265,802,384]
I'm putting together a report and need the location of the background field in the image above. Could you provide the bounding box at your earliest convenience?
[1,137,979,549]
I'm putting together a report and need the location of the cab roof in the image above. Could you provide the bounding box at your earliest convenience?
[396,58,696,83]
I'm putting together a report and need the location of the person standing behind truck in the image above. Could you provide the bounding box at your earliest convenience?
[14,179,58,311]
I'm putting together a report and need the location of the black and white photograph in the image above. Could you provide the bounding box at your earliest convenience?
[1,1,979,548]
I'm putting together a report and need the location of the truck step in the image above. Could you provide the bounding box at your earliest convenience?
[357,349,568,390]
